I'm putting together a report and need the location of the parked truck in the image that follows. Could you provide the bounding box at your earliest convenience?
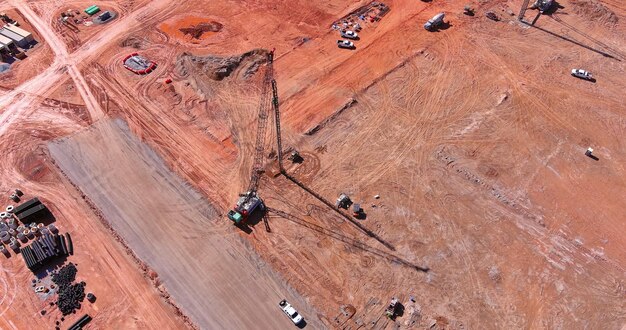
[279,299,304,325]
[424,13,445,31]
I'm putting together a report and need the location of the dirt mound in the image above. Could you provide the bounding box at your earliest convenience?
[176,49,269,81]
[570,0,618,25]
[179,21,223,39]
[120,36,147,49]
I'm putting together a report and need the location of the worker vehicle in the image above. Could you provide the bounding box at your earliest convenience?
[340,30,358,39]
[227,191,265,224]
[424,13,445,31]
[336,193,352,209]
[337,40,355,49]
[571,69,593,81]
[352,203,365,219]
[385,297,401,319]
[279,299,304,325]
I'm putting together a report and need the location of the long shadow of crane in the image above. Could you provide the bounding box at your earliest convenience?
[280,172,397,251]
[263,61,397,252]
[518,1,622,60]
[267,207,429,273]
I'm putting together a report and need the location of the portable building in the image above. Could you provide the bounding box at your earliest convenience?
[0,34,14,48]
[0,27,29,48]
[85,6,101,15]
[5,24,32,40]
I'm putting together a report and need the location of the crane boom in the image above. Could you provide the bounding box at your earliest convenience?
[247,51,274,192]
[271,79,284,172]
[228,50,274,225]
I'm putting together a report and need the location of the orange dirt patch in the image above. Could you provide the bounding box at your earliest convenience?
[158,15,224,45]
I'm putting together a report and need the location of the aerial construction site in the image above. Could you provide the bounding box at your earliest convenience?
[0,0,625,329]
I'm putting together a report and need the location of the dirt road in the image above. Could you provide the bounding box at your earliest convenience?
[1,0,625,329]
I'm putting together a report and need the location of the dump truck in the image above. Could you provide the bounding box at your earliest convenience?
[424,13,445,31]
[227,191,265,224]
[279,299,304,325]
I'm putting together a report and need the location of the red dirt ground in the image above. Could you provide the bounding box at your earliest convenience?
[0,0,625,329]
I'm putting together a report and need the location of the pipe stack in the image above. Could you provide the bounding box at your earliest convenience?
[68,314,92,330]
[19,232,70,271]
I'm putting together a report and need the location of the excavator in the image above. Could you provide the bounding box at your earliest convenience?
[227,50,282,226]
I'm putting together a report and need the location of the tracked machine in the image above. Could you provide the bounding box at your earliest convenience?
[227,50,280,226]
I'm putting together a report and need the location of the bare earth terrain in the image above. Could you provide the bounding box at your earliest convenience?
[1,0,625,329]
[48,118,322,329]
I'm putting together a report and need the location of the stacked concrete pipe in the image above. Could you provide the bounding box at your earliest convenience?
[0,231,10,243]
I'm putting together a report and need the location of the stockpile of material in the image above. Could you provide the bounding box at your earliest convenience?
[19,232,72,271]
[52,263,86,315]
[12,197,50,223]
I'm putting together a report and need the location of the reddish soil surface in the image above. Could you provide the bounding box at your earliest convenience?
[159,14,224,45]
[31,0,149,53]
[1,0,625,329]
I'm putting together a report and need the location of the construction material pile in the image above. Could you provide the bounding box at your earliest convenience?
[176,49,269,81]
[20,232,71,271]
[52,263,86,315]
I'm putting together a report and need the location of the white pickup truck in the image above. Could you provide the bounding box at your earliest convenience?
[279,299,304,325]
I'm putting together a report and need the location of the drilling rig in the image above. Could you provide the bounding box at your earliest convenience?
[227,50,279,225]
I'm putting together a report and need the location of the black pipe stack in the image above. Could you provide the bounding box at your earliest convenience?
[68,314,92,330]
[19,231,72,271]
[65,233,73,256]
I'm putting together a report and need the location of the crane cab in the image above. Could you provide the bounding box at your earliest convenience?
[228,191,265,224]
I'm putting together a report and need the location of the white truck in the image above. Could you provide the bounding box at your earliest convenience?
[424,13,445,31]
[279,299,304,325]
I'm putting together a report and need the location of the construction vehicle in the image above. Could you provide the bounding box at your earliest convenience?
[279,299,304,325]
[531,0,554,12]
[227,50,278,225]
[227,191,265,224]
[385,297,401,319]
[288,150,303,163]
[336,193,352,209]
[424,13,445,31]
